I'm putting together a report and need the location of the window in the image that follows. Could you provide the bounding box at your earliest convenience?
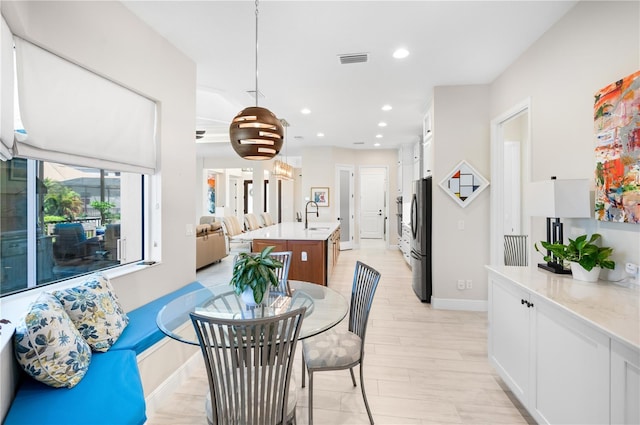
[0,158,145,296]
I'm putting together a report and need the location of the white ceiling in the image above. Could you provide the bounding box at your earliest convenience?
[122,1,577,160]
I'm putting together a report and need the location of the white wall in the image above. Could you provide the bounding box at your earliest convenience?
[431,85,491,304]
[490,0,640,279]
[1,1,196,419]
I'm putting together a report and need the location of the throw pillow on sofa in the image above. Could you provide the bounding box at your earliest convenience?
[53,273,129,352]
[14,292,92,388]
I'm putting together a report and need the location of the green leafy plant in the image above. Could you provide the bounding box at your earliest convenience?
[230,246,283,304]
[90,200,116,224]
[535,233,615,272]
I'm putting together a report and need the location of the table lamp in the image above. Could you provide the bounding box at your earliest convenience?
[527,177,591,273]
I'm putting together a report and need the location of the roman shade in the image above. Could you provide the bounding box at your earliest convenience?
[0,15,14,160]
[12,36,157,173]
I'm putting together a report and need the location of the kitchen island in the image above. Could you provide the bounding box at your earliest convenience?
[231,222,340,286]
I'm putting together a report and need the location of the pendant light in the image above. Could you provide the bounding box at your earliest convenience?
[229,0,283,160]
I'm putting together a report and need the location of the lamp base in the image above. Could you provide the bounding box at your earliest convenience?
[538,262,572,274]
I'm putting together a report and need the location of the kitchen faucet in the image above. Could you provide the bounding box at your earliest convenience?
[305,201,319,229]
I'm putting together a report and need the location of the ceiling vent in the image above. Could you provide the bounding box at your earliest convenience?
[353,141,365,145]
[338,53,368,65]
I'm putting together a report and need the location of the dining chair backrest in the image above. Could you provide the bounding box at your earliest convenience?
[504,234,528,266]
[261,212,275,227]
[348,261,381,342]
[233,251,293,296]
[222,216,244,237]
[244,213,262,231]
[190,307,306,425]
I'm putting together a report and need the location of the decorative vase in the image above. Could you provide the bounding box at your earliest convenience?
[569,262,601,282]
[241,287,269,306]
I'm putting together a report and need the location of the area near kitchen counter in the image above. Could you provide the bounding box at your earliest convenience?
[232,222,340,286]
[486,265,639,425]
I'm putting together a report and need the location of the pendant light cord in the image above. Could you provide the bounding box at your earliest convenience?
[255,0,259,107]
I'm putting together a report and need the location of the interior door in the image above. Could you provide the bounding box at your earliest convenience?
[359,167,386,239]
[335,164,354,250]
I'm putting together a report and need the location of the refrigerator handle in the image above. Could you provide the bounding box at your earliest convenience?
[410,194,418,239]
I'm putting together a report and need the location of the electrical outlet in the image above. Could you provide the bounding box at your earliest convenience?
[301,251,308,262]
[457,279,465,290]
[185,224,193,236]
[466,279,472,289]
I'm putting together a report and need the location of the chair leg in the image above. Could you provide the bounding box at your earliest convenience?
[359,364,374,425]
[349,367,357,387]
[301,354,306,388]
[308,371,314,425]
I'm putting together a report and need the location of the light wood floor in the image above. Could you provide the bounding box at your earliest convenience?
[147,240,534,424]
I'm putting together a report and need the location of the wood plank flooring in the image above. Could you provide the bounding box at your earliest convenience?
[147,240,534,424]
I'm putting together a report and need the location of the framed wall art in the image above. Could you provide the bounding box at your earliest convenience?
[310,187,329,207]
[594,69,640,223]
[439,160,489,208]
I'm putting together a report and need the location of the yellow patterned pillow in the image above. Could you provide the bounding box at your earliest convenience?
[53,274,129,352]
[14,292,91,388]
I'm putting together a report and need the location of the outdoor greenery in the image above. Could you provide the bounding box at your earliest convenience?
[43,178,83,221]
[535,233,615,272]
[230,246,283,304]
[90,200,116,224]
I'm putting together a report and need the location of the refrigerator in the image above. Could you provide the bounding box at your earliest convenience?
[410,177,432,302]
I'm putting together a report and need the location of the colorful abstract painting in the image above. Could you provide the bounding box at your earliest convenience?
[207,174,216,213]
[439,160,489,208]
[594,70,640,223]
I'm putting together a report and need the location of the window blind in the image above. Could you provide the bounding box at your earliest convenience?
[0,15,14,160]
[13,37,157,173]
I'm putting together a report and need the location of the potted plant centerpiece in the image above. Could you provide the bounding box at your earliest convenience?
[230,246,283,306]
[535,233,615,282]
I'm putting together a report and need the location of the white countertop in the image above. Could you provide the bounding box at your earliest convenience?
[486,265,640,349]
[232,222,340,241]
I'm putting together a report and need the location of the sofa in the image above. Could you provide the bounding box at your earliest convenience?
[195,221,227,269]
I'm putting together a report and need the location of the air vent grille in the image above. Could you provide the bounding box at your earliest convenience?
[338,53,368,65]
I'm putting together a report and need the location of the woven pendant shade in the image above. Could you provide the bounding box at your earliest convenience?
[229,106,284,160]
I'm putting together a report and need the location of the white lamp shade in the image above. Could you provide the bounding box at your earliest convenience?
[527,179,591,218]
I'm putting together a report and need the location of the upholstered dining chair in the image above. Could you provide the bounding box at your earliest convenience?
[261,212,275,226]
[504,234,528,266]
[301,261,381,425]
[244,213,262,231]
[190,307,306,425]
[222,216,251,253]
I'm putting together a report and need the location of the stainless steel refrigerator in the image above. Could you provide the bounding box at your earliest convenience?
[410,177,432,302]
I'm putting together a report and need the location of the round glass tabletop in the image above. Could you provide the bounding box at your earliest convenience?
[156,280,349,345]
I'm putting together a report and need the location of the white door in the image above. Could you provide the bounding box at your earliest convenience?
[335,165,354,250]
[359,167,387,239]
[503,141,521,234]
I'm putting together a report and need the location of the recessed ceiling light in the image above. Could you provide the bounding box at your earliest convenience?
[393,48,410,59]
[317,132,325,137]
[374,143,381,147]
[381,104,392,111]
[301,108,311,114]
[378,122,387,127]
[376,134,383,139]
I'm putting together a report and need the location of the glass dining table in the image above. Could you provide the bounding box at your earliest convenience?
[156,280,349,345]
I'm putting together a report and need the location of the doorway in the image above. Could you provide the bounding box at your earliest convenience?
[490,99,531,266]
[335,164,354,250]
[359,166,388,241]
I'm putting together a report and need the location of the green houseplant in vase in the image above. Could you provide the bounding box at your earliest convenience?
[230,246,283,306]
[535,233,615,282]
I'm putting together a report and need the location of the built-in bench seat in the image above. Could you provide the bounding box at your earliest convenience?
[4,281,205,425]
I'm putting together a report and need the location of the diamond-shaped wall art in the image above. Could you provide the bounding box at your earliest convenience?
[439,160,490,208]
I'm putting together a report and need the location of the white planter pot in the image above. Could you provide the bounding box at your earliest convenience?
[569,262,601,282]
[241,286,269,306]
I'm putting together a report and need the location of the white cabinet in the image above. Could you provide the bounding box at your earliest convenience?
[488,276,532,405]
[412,141,421,181]
[488,269,636,425]
[422,110,432,178]
[400,223,411,267]
[611,340,640,424]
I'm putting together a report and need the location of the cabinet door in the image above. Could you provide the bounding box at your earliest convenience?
[488,276,531,406]
[288,240,326,286]
[533,300,609,425]
[611,339,640,424]
[252,239,288,253]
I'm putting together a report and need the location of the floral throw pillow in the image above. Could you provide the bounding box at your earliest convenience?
[52,274,129,352]
[14,292,92,388]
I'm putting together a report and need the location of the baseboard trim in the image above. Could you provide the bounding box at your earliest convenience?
[145,351,201,417]
[431,297,488,311]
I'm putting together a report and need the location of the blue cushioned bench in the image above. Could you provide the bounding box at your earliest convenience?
[4,281,205,425]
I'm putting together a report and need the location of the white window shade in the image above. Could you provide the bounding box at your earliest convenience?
[13,37,156,173]
[0,15,14,160]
